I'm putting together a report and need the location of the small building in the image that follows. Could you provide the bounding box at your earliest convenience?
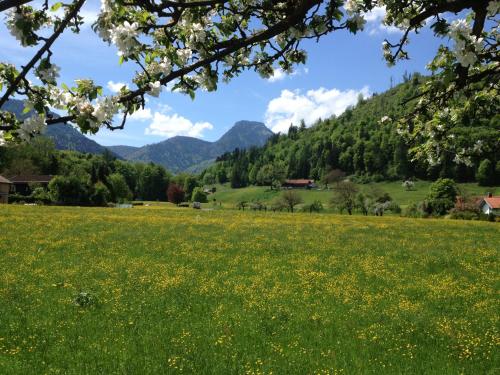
[479,193,500,216]
[0,175,13,204]
[282,179,316,189]
[8,175,53,196]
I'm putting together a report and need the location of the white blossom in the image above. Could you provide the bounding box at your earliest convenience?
[448,19,483,67]
[37,64,60,83]
[90,97,119,128]
[453,152,473,167]
[147,81,162,97]
[18,113,46,141]
[344,0,362,15]
[350,14,366,30]
[6,9,28,46]
[0,131,5,146]
[345,0,365,30]
[148,57,172,76]
[177,48,192,66]
[101,0,113,13]
[109,21,139,57]
[188,23,207,45]
[379,115,391,124]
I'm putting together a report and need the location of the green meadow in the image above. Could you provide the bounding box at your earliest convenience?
[209,181,498,209]
[0,205,498,374]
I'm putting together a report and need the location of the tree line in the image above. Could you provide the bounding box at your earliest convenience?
[0,138,203,205]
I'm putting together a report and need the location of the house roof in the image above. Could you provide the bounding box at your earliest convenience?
[284,179,314,184]
[0,175,12,184]
[8,175,53,183]
[483,197,500,209]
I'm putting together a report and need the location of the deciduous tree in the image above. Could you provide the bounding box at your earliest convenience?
[280,190,303,213]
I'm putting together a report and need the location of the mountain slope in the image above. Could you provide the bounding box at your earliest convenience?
[3,99,274,173]
[107,145,140,159]
[2,99,112,155]
[121,121,273,173]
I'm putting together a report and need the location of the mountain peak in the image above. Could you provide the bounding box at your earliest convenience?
[232,120,269,128]
[112,120,274,173]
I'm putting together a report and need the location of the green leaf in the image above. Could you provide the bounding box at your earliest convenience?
[50,2,62,11]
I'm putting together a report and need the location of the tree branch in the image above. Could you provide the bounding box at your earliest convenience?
[0,0,33,12]
[0,0,86,111]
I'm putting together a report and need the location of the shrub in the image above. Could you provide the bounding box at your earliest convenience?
[108,173,132,203]
[426,178,458,215]
[236,201,248,210]
[403,202,428,218]
[191,187,208,203]
[270,199,287,212]
[167,183,185,204]
[449,195,480,220]
[385,201,401,214]
[91,182,110,206]
[449,210,479,220]
[8,194,34,204]
[49,175,90,205]
[303,200,324,213]
[31,187,52,205]
[249,200,266,211]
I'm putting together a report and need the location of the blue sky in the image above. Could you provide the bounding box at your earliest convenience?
[0,1,446,147]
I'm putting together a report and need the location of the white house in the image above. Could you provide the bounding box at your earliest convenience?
[478,194,500,215]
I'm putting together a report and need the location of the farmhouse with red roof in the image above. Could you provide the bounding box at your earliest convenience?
[282,179,316,189]
[479,193,500,216]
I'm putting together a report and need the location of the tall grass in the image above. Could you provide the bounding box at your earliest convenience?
[0,206,498,374]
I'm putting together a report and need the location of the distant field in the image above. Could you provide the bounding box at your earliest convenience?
[210,181,498,209]
[0,206,498,374]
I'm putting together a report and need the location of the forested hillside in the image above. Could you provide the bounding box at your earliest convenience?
[203,75,499,188]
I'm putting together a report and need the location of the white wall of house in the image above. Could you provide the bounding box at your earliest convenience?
[482,203,491,214]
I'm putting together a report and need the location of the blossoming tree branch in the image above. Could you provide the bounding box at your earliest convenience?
[0,0,498,164]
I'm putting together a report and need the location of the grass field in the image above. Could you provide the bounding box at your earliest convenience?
[210,181,498,210]
[209,181,500,208]
[0,205,499,374]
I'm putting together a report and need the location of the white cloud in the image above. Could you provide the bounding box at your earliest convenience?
[267,67,309,83]
[268,68,287,82]
[145,113,213,138]
[157,103,172,114]
[363,6,403,35]
[265,86,370,134]
[107,80,129,93]
[129,108,153,121]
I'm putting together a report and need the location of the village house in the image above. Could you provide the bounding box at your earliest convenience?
[282,179,316,189]
[478,193,500,216]
[8,175,53,196]
[0,175,13,204]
